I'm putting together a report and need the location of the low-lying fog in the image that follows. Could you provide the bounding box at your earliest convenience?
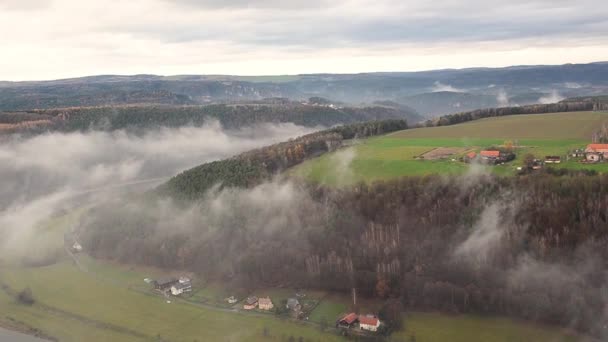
[0,121,319,257]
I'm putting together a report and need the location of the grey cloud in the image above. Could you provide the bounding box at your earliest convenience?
[109,1,608,50]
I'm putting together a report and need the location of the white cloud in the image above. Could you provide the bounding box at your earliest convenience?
[0,0,607,80]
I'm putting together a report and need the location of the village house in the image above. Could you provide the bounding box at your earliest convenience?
[243,296,258,310]
[258,297,274,310]
[585,144,608,162]
[359,315,381,332]
[463,151,477,163]
[170,282,192,296]
[225,296,238,304]
[337,313,358,328]
[153,278,178,292]
[480,150,501,161]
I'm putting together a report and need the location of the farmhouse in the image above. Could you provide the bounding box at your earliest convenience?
[480,150,500,159]
[545,156,561,164]
[243,296,258,310]
[463,151,477,163]
[226,296,238,304]
[170,282,192,296]
[359,315,381,332]
[258,297,274,310]
[585,144,608,162]
[337,313,358,328]
[153,278,178,291]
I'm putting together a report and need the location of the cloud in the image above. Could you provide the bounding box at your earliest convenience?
[454,203,508,265]
[0,121,318,260]
[538,89,564,104]
[431,81,464,92]
[1,0,608,80]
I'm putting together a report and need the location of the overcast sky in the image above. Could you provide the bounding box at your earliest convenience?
[1,0,607,81]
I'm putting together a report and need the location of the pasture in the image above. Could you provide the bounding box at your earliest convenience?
[292,111,608,184]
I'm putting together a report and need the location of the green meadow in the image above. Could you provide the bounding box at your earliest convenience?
[292,111,608,185]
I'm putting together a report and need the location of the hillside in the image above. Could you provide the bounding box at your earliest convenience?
[0,102,421,134]
[292,111,608,184]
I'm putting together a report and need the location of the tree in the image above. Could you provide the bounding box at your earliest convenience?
[379,299,404,331]
[523,153,536,170]
[376,276,390,298]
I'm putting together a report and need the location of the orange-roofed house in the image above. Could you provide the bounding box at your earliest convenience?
[359,315,381,332]
[480,150,501,158]
[585,144,608,162]
[337,313,358,327]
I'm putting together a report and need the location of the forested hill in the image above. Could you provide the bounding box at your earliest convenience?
[157,119,408,200]
[0,102,421,134]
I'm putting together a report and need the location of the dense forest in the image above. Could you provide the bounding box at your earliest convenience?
[158,119,408,200]
[0,102,420,134]
[80,171,608,338]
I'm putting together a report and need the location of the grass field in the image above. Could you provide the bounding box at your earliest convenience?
[292,111,608,184]
[398,312,580,342]
[0,257,587,342]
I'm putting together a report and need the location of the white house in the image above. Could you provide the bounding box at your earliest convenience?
[359,315,381,332]
[170,282,192,296]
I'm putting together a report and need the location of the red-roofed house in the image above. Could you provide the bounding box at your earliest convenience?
[480,150,501,158]
[359,315,381,332]
[585,144,608,162]
[337,313,358,327]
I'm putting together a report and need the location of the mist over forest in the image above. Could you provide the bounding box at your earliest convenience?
[0,121,318,261]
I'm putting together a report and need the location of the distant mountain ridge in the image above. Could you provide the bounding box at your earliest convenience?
[1,62,607,116]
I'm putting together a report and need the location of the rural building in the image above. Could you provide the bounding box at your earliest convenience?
[585,144,608,162]
[545,156,561,164]
[359,315,381,332]
[153,278,178,291]
[463,151,477,163]
[480,150,500,159]
[570,148,585,158]
[258,297,274,310]
[243,296,258,310]
[170,282,192,296]
[286,298,301,311]
[337,313,358,327]
[226,296,238,304]
[587,152,603,162]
